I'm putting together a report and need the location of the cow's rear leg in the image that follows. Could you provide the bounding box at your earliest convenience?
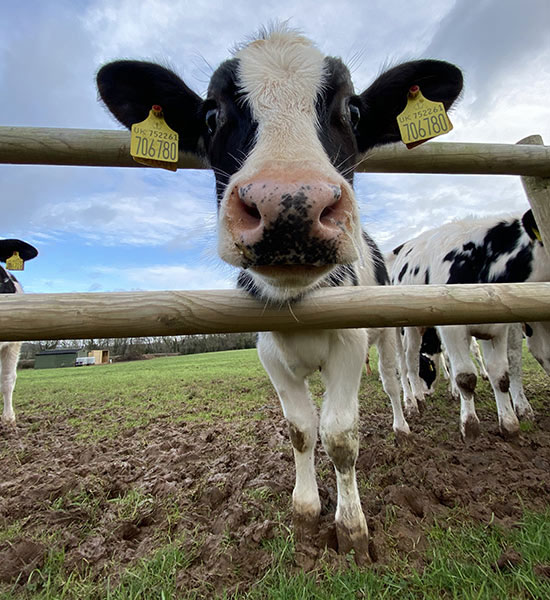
[1,343,20,425]
[507,324,534,420]
[320,331,370,565]
[403,328,425,416]
[257,335,321,540]
[395,328,418,417]
[438,328,481,442]
[373,328,410,439]
[479,336,520,439]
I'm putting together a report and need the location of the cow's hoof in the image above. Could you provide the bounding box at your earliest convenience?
[499,418,520,441]
[515,403,535,421]
[461,416,480,443]
[1,415,16,427]
[335,521,372,566]
[404,403,420,419]
[293,510,320,542]
[394,426,411,445]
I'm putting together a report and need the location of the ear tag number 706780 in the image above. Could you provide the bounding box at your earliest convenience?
[130,105,179,171]
[397,86,453,149]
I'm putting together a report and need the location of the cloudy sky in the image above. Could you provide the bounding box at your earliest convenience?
[1,0,549,294]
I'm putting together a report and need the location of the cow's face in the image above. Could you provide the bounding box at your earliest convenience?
[97,27,462,300]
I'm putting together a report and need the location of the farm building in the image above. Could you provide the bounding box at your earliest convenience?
[34,347,87,369]
[88,349,110,364]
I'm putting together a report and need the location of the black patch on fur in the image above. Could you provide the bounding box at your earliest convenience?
[236,270,261,298]
[424,268,430,284]
[392,243,404,256]
[419,353,436,389]
[444,218,533,284]
[398,263,408,283]
[324,264,359,287]
[363,233,390,285]
[525,323,534,337]
[421,327,442,355]
[0,266,17,294]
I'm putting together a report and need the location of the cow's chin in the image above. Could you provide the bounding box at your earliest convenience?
[249,264,334,302]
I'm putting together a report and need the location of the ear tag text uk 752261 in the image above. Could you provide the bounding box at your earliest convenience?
[397,86,453,149]
[5,251,24,271]
[130,105,179,171]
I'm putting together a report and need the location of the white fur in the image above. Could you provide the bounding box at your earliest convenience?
[217,27,362,297]
[391,214,545,439]
[222,27,406,560]
[1,276,22,425]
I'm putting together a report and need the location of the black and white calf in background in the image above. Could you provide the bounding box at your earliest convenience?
[97,25,462,563]
[0,239,38,425]
[390,210,549,442]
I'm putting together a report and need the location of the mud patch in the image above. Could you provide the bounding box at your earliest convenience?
[1,383,550,595]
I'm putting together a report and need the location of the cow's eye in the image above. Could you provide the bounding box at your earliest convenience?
[348,102,361,130]
[205,108,219,135]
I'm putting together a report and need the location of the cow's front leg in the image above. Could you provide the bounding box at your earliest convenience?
[438,327,480,442]
[373,328,410,439]
[479,334,520,439]
[320,330,370,565]
[1,343,20,425]
[257,333,321,540]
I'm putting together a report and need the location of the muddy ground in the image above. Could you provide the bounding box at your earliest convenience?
[1,374,550,596]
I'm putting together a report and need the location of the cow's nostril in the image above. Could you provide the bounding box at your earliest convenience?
[242,202,261,222]
[320,201,343,226]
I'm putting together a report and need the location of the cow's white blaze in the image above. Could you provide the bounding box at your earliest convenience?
[217,28,361,281]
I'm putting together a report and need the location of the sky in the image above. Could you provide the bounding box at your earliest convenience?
[1,0,549,294]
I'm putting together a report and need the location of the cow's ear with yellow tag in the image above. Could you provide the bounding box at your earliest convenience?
[130,105,179,171]
[397,85,454,149]
[0,239,38,270]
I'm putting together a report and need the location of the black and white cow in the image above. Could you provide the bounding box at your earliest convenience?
[97,25,462,563]
[0,239,38,425]
[390,210,549,442]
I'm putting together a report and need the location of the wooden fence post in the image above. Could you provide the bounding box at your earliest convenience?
[517,135,550,259]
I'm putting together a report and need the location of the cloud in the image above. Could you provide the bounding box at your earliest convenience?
[92,262,235,292]
[3,0,550,294]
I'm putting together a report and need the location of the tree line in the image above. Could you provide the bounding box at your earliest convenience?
[20,332,257,362]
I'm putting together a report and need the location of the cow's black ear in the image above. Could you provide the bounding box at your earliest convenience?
[0,239,38,262]
[354,60,463,152]
[522,209,542,243]
[97,61,204,154]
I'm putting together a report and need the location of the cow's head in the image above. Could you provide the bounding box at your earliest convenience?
[97,26,462,300]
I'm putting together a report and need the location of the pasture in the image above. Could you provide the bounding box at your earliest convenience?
[1,347,550,599]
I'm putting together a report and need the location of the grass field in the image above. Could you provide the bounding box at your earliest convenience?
[0,347,549,598]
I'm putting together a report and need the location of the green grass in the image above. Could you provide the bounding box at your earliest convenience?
[5,511,549,599]
[3,346,550,599]
[13,349,273,441]
[236,511,550,600]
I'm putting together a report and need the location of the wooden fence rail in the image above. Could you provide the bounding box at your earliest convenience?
[1,283,550,342]
[2,126,550,176]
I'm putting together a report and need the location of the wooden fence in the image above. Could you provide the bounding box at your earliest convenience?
[0,127,549,342]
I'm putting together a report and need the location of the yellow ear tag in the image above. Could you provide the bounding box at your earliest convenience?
[397,86,453,149]
[5,251,24,271]
[130,105,179,171]
[533,227,542,243]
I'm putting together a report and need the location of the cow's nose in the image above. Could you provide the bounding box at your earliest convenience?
[227,180,347,249]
